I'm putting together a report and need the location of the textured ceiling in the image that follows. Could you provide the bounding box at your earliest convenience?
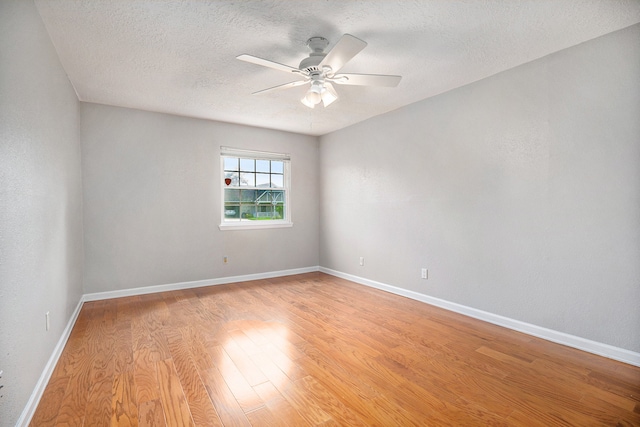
[35,0,640,136]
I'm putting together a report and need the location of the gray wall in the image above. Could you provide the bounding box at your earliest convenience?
[81,103,319,294]
[0,1,84,425]
[319,24,640,352]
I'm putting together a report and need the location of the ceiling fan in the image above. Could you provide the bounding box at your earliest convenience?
[237,34,402,108]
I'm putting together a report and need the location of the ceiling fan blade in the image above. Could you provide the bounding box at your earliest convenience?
[252,79,309,95]
[237,54,300,74]
[332,73,402,87]
[319,34,367,74]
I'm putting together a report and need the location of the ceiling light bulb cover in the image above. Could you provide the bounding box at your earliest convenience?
[321,83,338,107]
[301,82,323,107]
[306,89,321,104]
[301,93,316,108]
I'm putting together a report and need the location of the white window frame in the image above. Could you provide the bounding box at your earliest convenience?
[219,146,292,231]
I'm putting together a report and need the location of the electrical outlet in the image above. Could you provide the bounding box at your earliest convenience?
[421,268,428,279]
[223,256,228,264]
[359,257,365,266]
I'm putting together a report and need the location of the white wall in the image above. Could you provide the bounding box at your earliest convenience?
[320,24,640,353]
[81,103,319,294]
[0,1,84,425]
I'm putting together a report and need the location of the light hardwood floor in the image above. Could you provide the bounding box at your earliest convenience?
[31,272,640,426]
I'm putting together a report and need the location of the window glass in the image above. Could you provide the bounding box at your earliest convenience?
[271,174,284,188]
[224,189,240,202]
[240,158,255,172]
[271,161,284,174]
[240,172,255,187]
[241,189,256,202]
[256,159,270,173]
[224,206,239,219]
[256,173,270,187]
[224,157,238,171]
[224,171,239,186]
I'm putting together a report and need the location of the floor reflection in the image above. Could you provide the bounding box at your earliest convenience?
[219,320,294,396]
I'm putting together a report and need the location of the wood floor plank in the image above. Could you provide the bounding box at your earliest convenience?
[199,365,252,427]
[111,370,139,426]
[52,361,91,426]
[222,335,269,387]
[578,393,640,425]
[278,376,334,426]
[205,344,265,414]
[296,375,369,426]
[29,375,70,427]
[164,328,225,427]
[33,272,640,425]
[49,315,91,380]
[45,312,95,425]
[242,406,281,427]
[225,327,262,357]
[83,377,114,426]
[138,399,167,427]
[252,381,310,427]
[295,354,388,423]
[155,359,195,427]
[134,347,161,405]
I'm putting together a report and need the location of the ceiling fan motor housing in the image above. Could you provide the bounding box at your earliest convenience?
[299,36,330,73]
[306,36,329,53]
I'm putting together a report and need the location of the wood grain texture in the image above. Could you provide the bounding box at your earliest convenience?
[112,371,139,426]
[31,272,640,425]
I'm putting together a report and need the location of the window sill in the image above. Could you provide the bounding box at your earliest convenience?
[218,221,293,231]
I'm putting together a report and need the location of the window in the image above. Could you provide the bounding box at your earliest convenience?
[220,147,291,230]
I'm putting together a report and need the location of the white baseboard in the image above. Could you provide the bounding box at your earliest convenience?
[319,267,640,368]
[84,266,320,301]
[16,297,85,427]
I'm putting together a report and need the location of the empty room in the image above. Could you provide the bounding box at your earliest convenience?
[1,0,639,425]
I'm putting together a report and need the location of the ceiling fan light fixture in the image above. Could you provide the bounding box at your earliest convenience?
[302,81,323,107]
[321,83,338,107]
[301,93,317,108]
[306,89,322,104]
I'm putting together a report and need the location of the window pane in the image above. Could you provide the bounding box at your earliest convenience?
[224,172,239,186]
[224,204,239,218]
[224,189,240,202]
[271,174,284,188]
[271,161,283,174]
[254,191,281,220]
[256,205,276,219]
[240,172,255,187]
[224,157,239,172]
[256,173,270,187]
[271,190,285,219]
[240,158,255,172]
[255,190,270,205]
[241,189,256,202]
[270,190,285,204]
[256,159,270,173]
[255,191,284,220]
[240,204,256,219]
